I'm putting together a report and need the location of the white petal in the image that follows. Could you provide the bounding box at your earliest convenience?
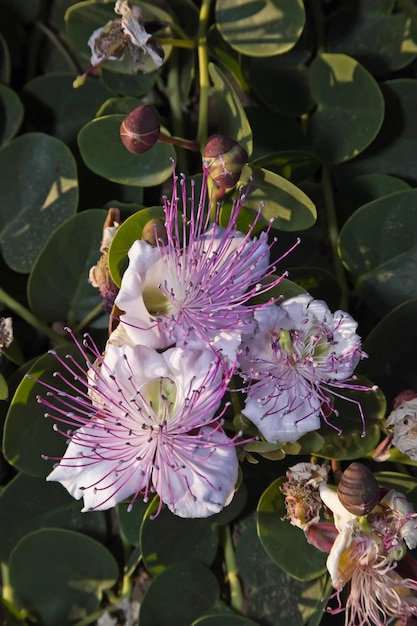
[319,484,356,531]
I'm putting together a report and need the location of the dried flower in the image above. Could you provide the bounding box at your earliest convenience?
[238,295,370,443]
[39,333,239,518]
[114,166,296,360]
[89,209,120,313]
[386,397,417,461]
[0,317,13,353]
[281,462,329,530]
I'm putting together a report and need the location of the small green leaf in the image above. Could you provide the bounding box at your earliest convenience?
[233,164,317,232]
[0,85,24,146]
[108,206,165,287]
[257,479,327,581]
[0,473,107,563]
[208,63,253,156]
[140,497,218,576]
[139,561,219,626]
[9,528,118,626]
[0,133,78,273]
[216,0,305,57]
[78,115,175,186]
[308,54,384,164]
[27,209,106,324]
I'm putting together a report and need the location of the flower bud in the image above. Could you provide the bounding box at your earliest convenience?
[141,218,168,246]
[120,105,160,154]
[203,134,248,188]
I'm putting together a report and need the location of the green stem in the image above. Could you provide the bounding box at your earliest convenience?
[196,0,213,147]
[321,164,349,310]
[0,286,67,345]
[158,38,197,49]
[219,524,244,613]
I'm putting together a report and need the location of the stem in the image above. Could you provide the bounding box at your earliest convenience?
[219,524,244,612]
[196,0,213,147]
[0,287,67,345]
[159,131,200,152]
[321,164,349,310]
[157,38,197,49]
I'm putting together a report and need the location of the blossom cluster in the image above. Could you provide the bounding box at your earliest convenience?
[39,166,367,518]
[282,462,417,626]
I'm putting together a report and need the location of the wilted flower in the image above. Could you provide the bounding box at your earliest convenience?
[318,483,417,626]
[239,294,369,443]
[0,317,13,354]
[386,395,417,461]
[114,166,296,360]
[38,333,240,518]
[281,462,329,530]
[89,208,120,313]
[74,0,164,87]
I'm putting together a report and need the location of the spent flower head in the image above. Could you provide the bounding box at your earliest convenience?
[238,294,371,443]
[38,331,240,518]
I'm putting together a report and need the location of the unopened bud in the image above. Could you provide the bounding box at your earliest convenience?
[203,134,248,188]
[141,218,168,246]
[120,105,160,154]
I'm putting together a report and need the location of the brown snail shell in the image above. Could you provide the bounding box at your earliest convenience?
[337,462,380,516]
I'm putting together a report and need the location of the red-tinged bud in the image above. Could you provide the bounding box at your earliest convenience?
[203,134,248,188]
[120,105,160,154]
[141,218,168,246]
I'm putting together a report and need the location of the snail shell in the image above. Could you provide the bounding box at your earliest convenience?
[337,462,380,516]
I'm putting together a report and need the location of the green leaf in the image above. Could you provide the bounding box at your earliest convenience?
[27,209,106,324]
[78,115,175,186]
[0,473,107,563]
[116,500,148,547]
[140,498,218,576]
[316,376,386,461]
[215,0,305,57]
[251,150,320,184]
[238,516,327,625]
[0,133,78,273]
[327,2,417,75]
[338,189,417,315]
[3,345,85,477]
[360,300,417,401]
[9,528,118,626]
[0,34,11,84]
[336,79,417,184]
[233,164,316,232]
[193,616,258,626]
[108,206,165,287]
[0,372,8,400]
[374,472,417,510]
[23,72,110,145]
[0,85,24,146]
[139,561,219,626]
[286,267,342,312]
[257,479,327,581]
[208,63,253,156]
[308,53,384,164]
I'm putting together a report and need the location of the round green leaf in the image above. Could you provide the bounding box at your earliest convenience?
[108,206,165,287]
[208,63,253,156]
[100,67,156,97]
[3,345,85,477]
[139,561,219,626]
[308,53,384,164]
[256,478,327,581]
[360,300,417,401]
[0,133,78,273]
[27,209,106,324]
[251,150,320,184]
[327,4,417,75]
[234,164,317,231]
[9,528,118,626]
[0,473,107,563]
[316,376,386,461]
[237,516,327,624]
[374,472,417,510]
[78,115,175,186]
[0,85,23,146]
[140,497,218,576]
[116,500,148,547]
[215,0,305,57]
[0,372,8,400]
[65,0,172,74]
[23,73,110,145]
[337,80,417,185]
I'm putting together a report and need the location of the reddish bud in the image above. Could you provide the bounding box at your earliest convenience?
[120,105,160,154]
[141,218,168,246]
[203,134,248,188]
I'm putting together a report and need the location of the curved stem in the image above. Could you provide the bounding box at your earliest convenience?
[196,0,213,147]
[219,524,244,613]
[321,164,349,310]
[0,286,67,346]
[158,38,197,49]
